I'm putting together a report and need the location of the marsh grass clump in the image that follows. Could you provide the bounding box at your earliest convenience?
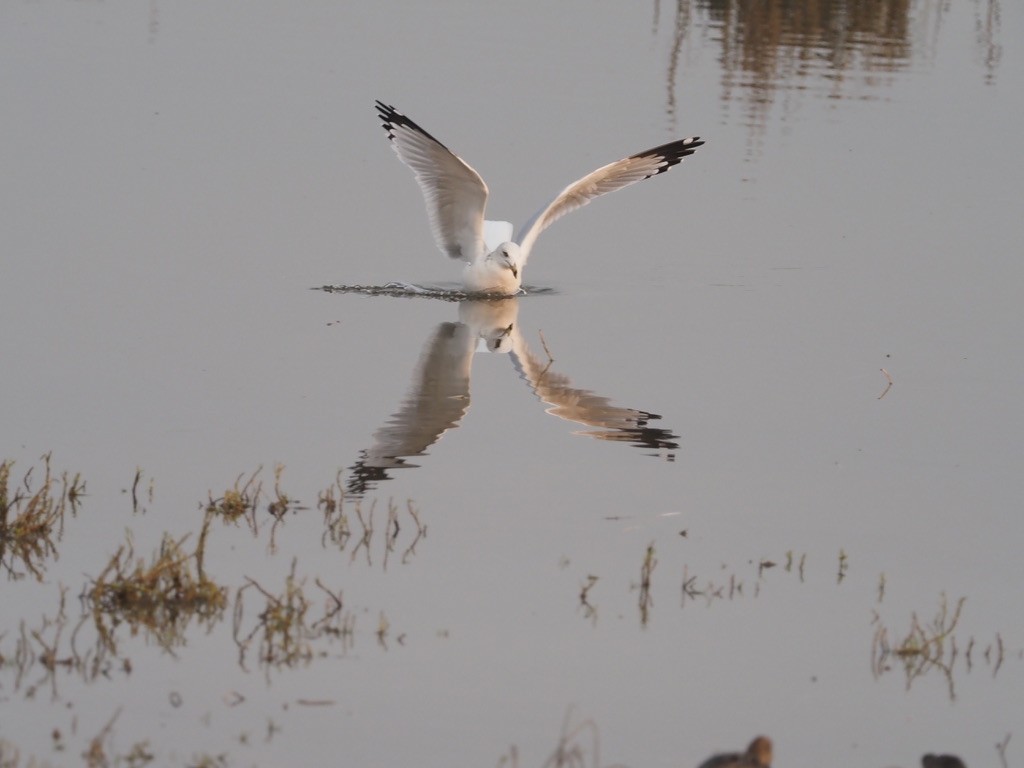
[233,559,354,674]
[206,468,264,522]
[87,532,227,651]
[242,559,314,668]
[266,463,299,517]
[203,466,303,552]
[0,453,84,580]
[868,593,1001,699]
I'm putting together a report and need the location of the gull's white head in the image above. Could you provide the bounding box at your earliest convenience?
[492,242,521,271]
[464,242,523,295]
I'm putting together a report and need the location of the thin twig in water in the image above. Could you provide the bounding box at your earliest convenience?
[538,330,555,362]
[877,368,894,399]
[579,575,599,625]
[637,543,656,627]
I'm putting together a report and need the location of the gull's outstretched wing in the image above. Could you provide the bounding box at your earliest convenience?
[514,136,704,264]
[509,330,679,458]
[376,101,488,262]
[347,321,475,497]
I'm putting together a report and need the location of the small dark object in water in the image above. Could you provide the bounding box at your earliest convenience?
[698,736,772,768]
[922,754,967,768]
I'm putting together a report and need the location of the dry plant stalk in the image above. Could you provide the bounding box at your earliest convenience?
[233,559,356,676]
[206,467,264,522]
[637,543,656,626]
[871,593,971,700]
[0,453,84,580]
[87,532,227,652]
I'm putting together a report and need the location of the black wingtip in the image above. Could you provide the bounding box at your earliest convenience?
[374,100,448,148]
[375,100,400,139]
[633,136,706,176]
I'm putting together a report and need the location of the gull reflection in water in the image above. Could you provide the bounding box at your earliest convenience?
[347,298,678,496]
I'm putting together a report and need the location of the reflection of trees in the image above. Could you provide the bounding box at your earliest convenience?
[973,0,1002,85]
[657,0,1002,151]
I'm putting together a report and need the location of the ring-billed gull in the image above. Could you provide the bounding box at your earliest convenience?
[376,101,704,294]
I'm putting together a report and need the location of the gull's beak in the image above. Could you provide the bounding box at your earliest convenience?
[510,264,518,278]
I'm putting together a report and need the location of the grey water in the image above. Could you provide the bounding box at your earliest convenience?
[1,1,1020,766]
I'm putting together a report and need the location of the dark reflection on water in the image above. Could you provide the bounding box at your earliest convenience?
[657,0,1002,146]
[347,299,678,496]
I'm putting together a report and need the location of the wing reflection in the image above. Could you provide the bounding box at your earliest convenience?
[347,321,475,496]
[348,299,677,496]
[508,324,678,459]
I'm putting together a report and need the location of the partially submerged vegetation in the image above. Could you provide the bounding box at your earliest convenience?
[233,558,356,676]
[577,533,1012,706]
[0,454,1019,766]
[677,549,811,609]
[871,592,1006,699]
[321,493,427,569]
[0,453,84,580]
[0,457,429,764]
[87,532,228,653]
[205,467,264,522]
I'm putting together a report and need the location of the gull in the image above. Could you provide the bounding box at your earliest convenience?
[376,100,704,294]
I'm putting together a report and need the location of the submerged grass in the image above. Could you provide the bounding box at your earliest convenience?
[233,558,355,676]
[0,454,84,580]
[205,467,264,522]
[1,458,434,764]
[871,592,1009,699]
[87,532,228,652]
[320,486,427,568]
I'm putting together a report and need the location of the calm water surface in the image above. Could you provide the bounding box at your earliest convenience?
[1,1,1020,766]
